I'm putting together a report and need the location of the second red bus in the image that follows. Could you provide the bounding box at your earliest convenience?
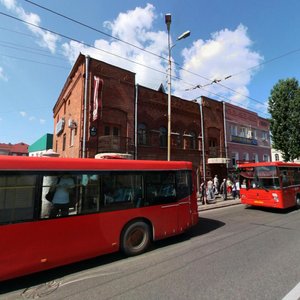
[238,161,300,209]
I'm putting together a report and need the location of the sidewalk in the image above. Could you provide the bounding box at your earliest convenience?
[197,195,241,211]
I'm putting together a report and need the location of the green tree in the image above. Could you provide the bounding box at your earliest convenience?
[268,78,300,161]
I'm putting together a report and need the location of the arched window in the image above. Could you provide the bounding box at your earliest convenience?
[275,154,279,161]
[159,127,167,147]
[190,132,196,150]
[138,123,147,145]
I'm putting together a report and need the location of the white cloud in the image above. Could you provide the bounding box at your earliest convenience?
[61,6,263,108]
[62,4,168,90]
[0,67,8,81]
[174,25,263,106]
[39,119,46,124]
[0,0,59,53]
[20,111,27,117]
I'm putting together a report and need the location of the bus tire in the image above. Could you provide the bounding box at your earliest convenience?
[121,221,151,256]
[296,195,300,209]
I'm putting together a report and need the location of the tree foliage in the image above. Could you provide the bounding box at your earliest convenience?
[268,78,300,161]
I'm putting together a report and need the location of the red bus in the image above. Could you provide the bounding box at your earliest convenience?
[0,156,198,281]
[238,161,300,209]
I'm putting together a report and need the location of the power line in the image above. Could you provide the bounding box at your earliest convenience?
[23,0,167,62]
[0,9,268,113]
[0,40,67,60]
[0,53,69,69]
[194,87,270,119]
[0,11,170,79]
[21,0,267,105]
[3,4,296,110]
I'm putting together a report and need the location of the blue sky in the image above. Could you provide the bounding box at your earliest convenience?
[0,0,300,145]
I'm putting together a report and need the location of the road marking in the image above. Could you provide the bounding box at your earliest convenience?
[282,282,300,300]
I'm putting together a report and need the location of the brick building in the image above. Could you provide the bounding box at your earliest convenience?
[224,102,271,174]
[52,53,270,188]
[0,142,28,156]
[201,97,227,180]
[53,54,135,159]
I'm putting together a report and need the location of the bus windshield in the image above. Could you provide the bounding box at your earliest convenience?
[239,166,280,190]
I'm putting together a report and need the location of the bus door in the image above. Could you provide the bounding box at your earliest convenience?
[145,172,179,238]
[176,170,194,232]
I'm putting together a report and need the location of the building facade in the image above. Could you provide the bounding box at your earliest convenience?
[225,102,271,173]
[28,133,53,157]
[53,54,135,159]
[0,142,28,156]
[52,54,271,188]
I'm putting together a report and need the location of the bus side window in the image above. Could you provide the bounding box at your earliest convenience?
[145,172,176,205]
[0,174,36,224]
[176,170,192,199]
[80,174,100,214]
[101,173,142,211]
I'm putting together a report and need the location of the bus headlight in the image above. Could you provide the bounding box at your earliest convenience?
[272,193,279,202]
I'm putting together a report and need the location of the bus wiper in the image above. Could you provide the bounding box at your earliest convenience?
[261,186,269,192]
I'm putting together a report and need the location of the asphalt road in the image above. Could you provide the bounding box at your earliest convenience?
[2,204,300,300]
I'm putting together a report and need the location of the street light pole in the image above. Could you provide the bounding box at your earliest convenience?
[165,14,190,161]
[165,14,172,161]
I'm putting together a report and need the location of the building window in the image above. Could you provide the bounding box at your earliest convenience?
[70,128,75,147]
[253,129,257,139]
[208,138,217,147]
[275,154,279,161]
[242,152,249,161]
[263,154,270,162]
[104,126,120,137]
[190,132,196,150]
[230,125,237,136]
[232,152,239,166]
[240,127,246,137]
[176,133,181,148]
[159,127,167,147]
[113,127,119,136]
[262,131,268,141]
[62,133,66,151]
[104,126,110,136]
[138,123,147,145]
[253,153,258,162]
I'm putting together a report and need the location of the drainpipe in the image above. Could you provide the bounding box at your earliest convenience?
[134,84,139,160]
[82,55,90,158]
[199,98,206,182]
[223,101,228,171]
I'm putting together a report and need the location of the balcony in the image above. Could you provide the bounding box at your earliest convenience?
[231,135,258,146]
[207,147,228,164]
[97,136,134,154]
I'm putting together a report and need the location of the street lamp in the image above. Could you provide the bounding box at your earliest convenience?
[165,13,190,161]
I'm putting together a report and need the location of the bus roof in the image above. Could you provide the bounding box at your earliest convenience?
[0,155,193,171]
[238,161,300,168]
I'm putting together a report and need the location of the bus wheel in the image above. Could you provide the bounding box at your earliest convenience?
[121,221,151,256]
[296,195,300,209]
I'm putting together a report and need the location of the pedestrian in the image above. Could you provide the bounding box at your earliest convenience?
[226,178,233,196]
[213,175,219,195]
[206,178,215,202]
[235,179,240,199]
[232,180,237,199]
[220,178,227,200]
[200,181,206,205]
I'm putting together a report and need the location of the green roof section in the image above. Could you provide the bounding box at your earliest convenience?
[29,134,53,152]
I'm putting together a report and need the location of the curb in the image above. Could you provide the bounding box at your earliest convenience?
[197,197,241,212]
